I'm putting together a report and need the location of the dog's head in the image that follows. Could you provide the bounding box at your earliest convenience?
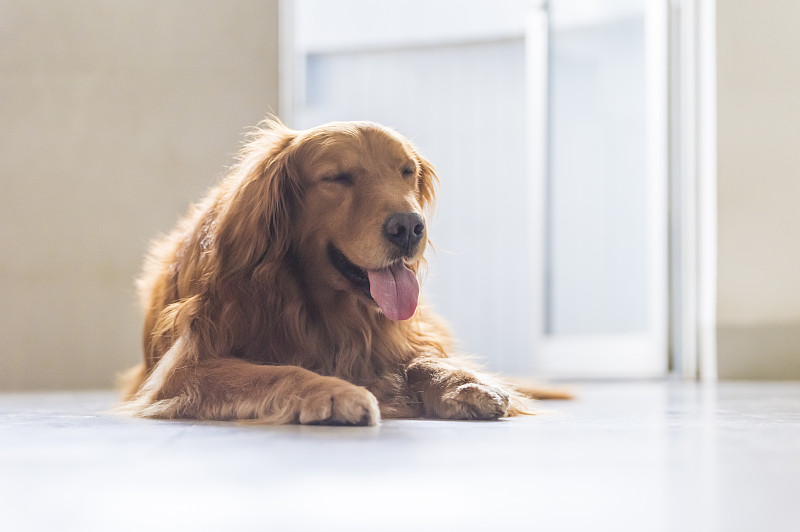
[216,119,437,321]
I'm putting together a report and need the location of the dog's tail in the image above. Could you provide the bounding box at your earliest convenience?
[506,378,574,400]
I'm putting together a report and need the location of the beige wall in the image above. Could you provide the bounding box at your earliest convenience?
[717,1,800,378]
[0,0,279,390]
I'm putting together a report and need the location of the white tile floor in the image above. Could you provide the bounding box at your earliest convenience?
[1,381,799,532]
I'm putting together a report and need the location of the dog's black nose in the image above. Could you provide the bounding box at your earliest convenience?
[383,212,425,253]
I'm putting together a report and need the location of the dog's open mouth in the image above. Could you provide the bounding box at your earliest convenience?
[328,244,371,296]
[327,244,420,321]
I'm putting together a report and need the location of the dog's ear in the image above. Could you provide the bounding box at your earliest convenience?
[416,154,438,213]
[214,118,300,275]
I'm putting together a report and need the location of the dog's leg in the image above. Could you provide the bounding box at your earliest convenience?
[405,357,518,420]
[121,340,380,425]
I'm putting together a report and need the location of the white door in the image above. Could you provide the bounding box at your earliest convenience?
[535,0,668,377]
[282,0,668,379]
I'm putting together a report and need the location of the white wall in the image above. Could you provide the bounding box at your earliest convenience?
[716,0,800,378]
[0,0,280,390]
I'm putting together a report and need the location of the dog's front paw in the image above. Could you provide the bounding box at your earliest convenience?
[439,382,510,420]
[298,378,380,426]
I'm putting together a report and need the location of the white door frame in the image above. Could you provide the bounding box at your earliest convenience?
[670,0,718,381]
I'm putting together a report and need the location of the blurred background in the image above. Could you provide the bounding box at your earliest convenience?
[1,0,798,391]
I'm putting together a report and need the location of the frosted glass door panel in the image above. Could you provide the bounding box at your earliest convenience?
[547,7,648,335]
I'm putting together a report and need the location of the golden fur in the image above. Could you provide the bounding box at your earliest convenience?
[119,119,562,425]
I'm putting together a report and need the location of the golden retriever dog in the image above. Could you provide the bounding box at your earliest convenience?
[120,118,560,425]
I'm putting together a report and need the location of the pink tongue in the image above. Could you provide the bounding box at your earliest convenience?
[367,262,420,321]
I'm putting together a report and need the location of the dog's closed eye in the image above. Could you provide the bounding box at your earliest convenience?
[323,172,354,186]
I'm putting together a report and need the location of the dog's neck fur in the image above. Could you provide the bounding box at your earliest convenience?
[307,266,408,377]
[241,251,409,383]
